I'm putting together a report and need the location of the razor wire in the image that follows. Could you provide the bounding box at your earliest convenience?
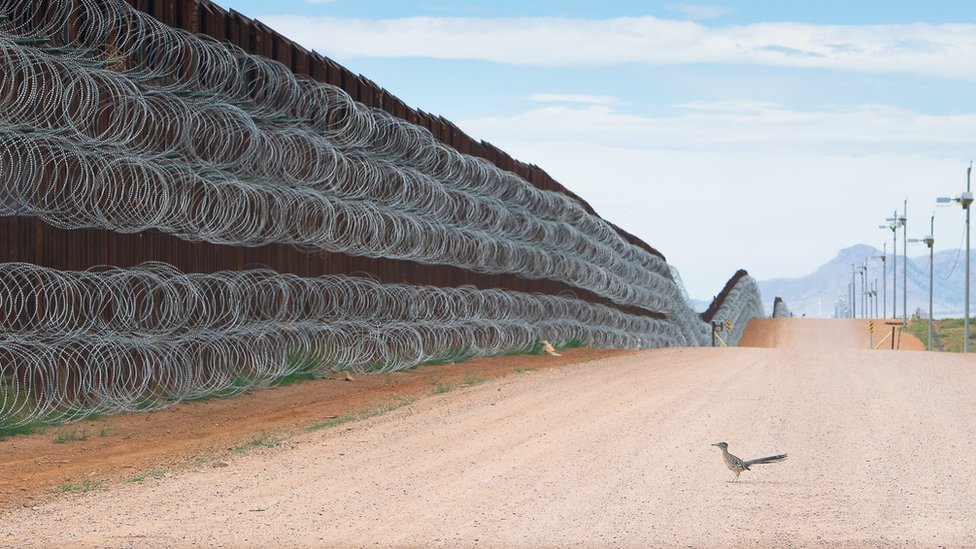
[0,0,762,333]
[772,297,792,318]
[707,275,764,345]
[0,262,683,427]
[0,126,687,323]
[0,2,669,275]
[0,0,697,324]
[0,33,694,325]
[0,0,768,430]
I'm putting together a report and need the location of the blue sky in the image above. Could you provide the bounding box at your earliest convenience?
[214,0,976,302]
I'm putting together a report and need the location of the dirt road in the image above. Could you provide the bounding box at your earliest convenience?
[4,319,974,547]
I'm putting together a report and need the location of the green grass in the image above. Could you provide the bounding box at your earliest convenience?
[905,321,934,350]
[419,348,472,366]
[306,413,357,432]
[275,348,328,386]
[53,429,89,444]
[514,367,537,374]
[552,338,586,350]
[125,469,167,483]
[932,318,975,352]
[419,339,584,367]
[233,432,282,454]
[0,340,585,443]
[0,422,43,441]
[306,397,416,433]
[0,382,45,440]
[432,381,454,394]
[210,374,255,398]
[47,479,103,495]
[133,395,159,411]
[908,318,974,352]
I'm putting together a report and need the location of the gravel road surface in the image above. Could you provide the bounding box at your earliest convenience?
[4,319,974,547]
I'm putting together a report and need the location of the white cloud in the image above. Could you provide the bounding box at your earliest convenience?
[666,4,733,20]
[460,102,976,155]
[456,104,975,298]
[258,15,976,78]
[528,94,620,105]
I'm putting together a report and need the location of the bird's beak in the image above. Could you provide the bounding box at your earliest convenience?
[710,443,720,447]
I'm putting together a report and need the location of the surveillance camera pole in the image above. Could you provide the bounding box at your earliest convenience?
[860,263,868,318]
[902,199,908,326]
[882,212,899,320]
[937,164,973,352]
[881,242,887,318]
[926,215,935,351]
[966,165,972,352]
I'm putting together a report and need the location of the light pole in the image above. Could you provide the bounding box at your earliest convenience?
[901,200,908,326]
[909,215,936,350]
[859,263,868,318]
[925,217,935,351]
[937,164,973,352]
[872,246,886,318]
[870,280,878,318]
[881,213,902,320]
[850,264,857,318]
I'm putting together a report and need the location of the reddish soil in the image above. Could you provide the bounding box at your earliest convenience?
[0,347,629,511]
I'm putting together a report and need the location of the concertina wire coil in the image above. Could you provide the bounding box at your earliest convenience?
[0,262,684,426]
[0,0,764,426]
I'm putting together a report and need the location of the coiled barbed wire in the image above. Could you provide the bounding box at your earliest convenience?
[708,275,765,345]
[0,126,695,329]
[0,262,681,427]
[772,297,792,318]
[0,32,695,317]
[0,0,767,430]
[0,2,670,278]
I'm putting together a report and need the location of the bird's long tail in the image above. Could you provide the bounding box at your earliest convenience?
[745,454,787,466]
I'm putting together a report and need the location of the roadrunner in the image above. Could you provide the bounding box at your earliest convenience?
[711,442,787,482]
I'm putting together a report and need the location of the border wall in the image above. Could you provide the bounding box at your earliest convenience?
[0,0,764,427]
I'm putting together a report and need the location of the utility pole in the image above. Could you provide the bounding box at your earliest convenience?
[881,212,899,320]
[881,242,887,318]
[893,216,897,320]
[967,166,972,353]
[851,264,856,318]
[860,263,868,318]
[902,199,908,326]
[965,166,972,352]
[937,164,973,352]
[926,215,935,351]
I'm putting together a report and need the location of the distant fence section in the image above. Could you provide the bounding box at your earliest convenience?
[701,270,765,344]
[772,297,792,318]
[0,0,764,427]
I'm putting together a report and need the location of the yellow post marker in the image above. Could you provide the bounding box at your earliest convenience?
[869,321,874,349]
[724,320,731,333]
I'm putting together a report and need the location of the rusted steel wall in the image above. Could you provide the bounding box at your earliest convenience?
[0,218,663,320]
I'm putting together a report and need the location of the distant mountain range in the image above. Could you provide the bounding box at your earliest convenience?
[747,244,974,318]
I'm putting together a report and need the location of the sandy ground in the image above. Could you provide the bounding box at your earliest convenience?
[0,347,626,509]
[4,319,972,548]
[740,318,925,351]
